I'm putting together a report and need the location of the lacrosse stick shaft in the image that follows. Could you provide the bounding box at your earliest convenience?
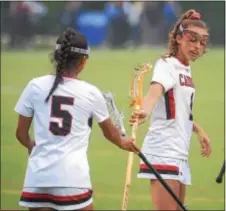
[131,106,140,140]
[131,120,138,139]
[122,63,151,210]
[121,117,139,210]
[216,161,225,184]
[138,152,188,211]
[121,151,134,210]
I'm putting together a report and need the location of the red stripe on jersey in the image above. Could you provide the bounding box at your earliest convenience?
[21,190,92,202]
[140,164,179,172]
[168,89,175,119]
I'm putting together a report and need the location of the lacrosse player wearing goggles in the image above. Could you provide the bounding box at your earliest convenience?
[130,9,211,211]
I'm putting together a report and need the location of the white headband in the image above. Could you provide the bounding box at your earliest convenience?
[55,44,90,55]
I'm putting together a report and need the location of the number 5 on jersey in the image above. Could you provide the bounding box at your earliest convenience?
[49,96,74,136]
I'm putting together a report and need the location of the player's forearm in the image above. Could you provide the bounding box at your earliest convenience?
[16,131,33,150]
[99,119,125,148]
[142,95,157,116]
[104,127,124,148]
[142,84,163,116]
[193,121,204,134]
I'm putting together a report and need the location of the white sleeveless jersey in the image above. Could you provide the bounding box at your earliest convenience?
[14,75,110,188]
[142,57,195,160]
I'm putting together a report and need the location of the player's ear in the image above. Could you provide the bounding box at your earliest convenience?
[81,56,87,66]
[176,34,183,44]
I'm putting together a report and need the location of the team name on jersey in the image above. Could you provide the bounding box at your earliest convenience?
[179,74,194,88]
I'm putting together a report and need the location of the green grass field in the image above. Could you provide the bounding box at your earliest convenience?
[1,48,225,210]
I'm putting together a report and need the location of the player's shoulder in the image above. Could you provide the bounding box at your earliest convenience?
[157,56,190,70]
[154,57,175,72]
[26,75,52,85]
[80,80,103,97]
[155,56,175,66]
[24,75,54,93]
[31,75,54,84]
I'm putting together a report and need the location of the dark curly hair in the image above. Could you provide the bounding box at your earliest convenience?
[45,28,89,103]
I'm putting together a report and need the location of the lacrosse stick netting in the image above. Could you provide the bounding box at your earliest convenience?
[103,91,126,136]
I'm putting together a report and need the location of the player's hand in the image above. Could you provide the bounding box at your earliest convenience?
[129,110,148,126]
[197,131,211,157]
[119,136,140,154]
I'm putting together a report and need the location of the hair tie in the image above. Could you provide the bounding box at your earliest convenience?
[189,12,201,20]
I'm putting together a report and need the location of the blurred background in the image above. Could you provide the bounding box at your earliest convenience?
[1,1,225,50]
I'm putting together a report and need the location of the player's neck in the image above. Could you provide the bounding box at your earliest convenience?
[62,72,78,79]
[175,53,189,66]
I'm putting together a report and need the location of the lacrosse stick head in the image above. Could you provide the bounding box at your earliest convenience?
[129,62,152,109]
[103,91,126,136]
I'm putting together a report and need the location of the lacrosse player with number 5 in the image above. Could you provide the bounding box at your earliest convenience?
[129,9,212,210]
[14,28,139,211]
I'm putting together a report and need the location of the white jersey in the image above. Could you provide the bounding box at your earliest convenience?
[142,57,195,160]
[14,75,109,188]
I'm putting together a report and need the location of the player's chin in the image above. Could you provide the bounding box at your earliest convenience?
[192,53,203,61]
[188,55,197,62]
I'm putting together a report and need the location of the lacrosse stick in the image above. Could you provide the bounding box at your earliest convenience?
[103,92,127,136]
[103,89,188,211]
[121,63,152,210]
[216,160,225,184]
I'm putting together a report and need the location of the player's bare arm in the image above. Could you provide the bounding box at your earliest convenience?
[99,118,140,153]
[16,115,35,154]
[193,121,211,157]
[129,82,163,126]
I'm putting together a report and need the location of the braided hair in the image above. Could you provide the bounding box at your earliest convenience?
[45,28,89,102]
[162,9,208,58]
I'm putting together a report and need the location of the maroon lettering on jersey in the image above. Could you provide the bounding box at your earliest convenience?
[164,89,175,119]
[179,74,194,88]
